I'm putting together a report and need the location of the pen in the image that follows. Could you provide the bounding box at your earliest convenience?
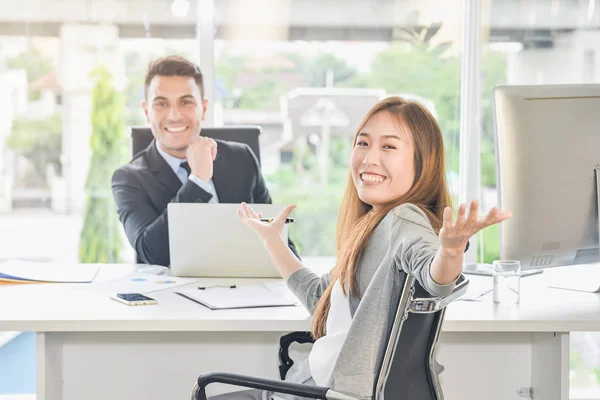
[260,218,295,224]
[198,285,237,290]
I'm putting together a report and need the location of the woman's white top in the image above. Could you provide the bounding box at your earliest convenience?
[308,279,353,386]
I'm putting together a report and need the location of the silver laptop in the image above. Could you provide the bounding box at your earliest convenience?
[167,203,289,278]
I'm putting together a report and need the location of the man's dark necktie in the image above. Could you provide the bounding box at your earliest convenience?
[180,161,191,175]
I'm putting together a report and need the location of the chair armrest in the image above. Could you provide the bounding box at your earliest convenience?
[192,372,335,400]
[408,275,469,313]
[279,331,315,379]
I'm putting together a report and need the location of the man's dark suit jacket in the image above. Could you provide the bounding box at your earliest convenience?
[112,139,299,266]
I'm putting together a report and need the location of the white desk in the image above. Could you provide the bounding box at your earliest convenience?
[1,264,600,400]
[439,266,600,400]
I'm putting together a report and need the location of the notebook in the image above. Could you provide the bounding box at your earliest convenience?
[0,260,101,284]
[175,283,298,310]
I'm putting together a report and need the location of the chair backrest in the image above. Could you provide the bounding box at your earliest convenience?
[373,273,468,400]
[129,125,262,165]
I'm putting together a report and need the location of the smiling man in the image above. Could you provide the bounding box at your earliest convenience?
[111,56,298,266]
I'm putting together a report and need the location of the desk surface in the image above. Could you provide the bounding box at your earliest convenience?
[1,264,599,333]
[443,266,600,332]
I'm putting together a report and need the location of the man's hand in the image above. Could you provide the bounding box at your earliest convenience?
[186,136,218,182]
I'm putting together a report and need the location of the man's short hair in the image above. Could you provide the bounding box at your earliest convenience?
[144,56,204,100]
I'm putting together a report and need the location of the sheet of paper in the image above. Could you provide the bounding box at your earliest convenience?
[458,288,493,302]
[79,273,198,294]
[263,280,301,304]
[91,264,167,283]
[176,283,297,310]
[0,260,101,283]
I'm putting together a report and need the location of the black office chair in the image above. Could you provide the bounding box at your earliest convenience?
[129,125,262,165]
[190,273,469,400]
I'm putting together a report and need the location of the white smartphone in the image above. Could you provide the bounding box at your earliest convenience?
[110,293,158,306]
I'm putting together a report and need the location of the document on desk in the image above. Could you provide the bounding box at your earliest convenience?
[0,260,100,283]
[79,273,198,294]
[458,288,493,302]
[175,283,298,310]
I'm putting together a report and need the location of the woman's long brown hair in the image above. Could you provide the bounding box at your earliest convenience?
[311,97,451,339]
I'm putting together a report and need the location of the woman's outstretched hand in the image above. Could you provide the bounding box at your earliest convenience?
[439,200,512,256]
[237,202,296,243]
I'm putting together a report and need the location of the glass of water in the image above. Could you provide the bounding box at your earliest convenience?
[493,260,521,304]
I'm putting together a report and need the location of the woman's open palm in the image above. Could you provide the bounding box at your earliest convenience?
[237,202,296,242]
[439,200,512,253]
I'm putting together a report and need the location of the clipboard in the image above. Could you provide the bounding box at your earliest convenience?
[175,283,297,310]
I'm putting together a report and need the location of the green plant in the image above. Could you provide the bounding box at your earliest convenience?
[481,50,508,188]
[593,367,600,385]
[78,67,128,263]
[477,224,500,264]
[5,113,62,177]
[5,43,55,101]
[266,137,349,256]
[236,79,288,110]
[267,164,344,256]
[285,52,359,88]
[354,25,462,176]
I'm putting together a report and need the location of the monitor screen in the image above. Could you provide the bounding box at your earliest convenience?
[494,84,600,270]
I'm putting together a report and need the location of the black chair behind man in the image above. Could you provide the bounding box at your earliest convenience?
[130,125,262,164]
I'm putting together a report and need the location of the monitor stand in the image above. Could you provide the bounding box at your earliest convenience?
[547,166,600,293]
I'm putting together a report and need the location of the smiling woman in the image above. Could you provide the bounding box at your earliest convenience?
[226,96,508,399]
[348,98,448,216]
[351,111,416,211]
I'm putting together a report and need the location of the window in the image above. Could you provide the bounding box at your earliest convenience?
[0,1,203,392]
[213,0,463,257]
[0,1,199,265]
[0,0,464,263]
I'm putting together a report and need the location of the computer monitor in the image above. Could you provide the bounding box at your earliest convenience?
[494,84,600,290]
